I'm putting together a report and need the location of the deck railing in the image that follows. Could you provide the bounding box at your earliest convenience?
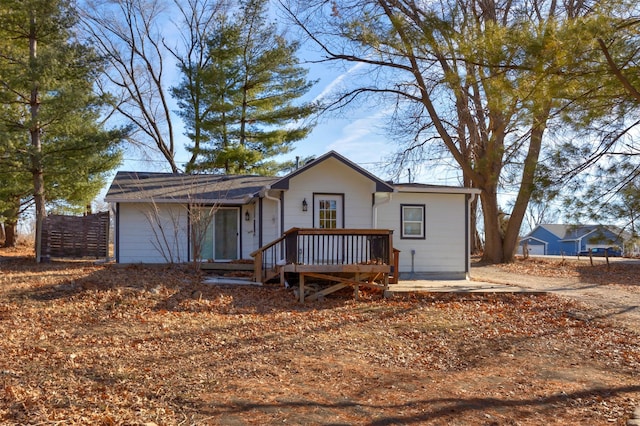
[251,228,394,283]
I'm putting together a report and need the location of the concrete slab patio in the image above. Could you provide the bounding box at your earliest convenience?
[385,278,543,295]
[201,272,544,296]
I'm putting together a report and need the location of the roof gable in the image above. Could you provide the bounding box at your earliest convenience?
[105,151,482,204]
[528,224,629,242]
[270,151,395,192]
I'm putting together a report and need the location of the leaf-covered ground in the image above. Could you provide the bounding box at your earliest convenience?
[493,256,640,289]
[1,249,639,425]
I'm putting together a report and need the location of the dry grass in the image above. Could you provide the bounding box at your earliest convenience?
[1,248,639,425]
[496,256,640,288]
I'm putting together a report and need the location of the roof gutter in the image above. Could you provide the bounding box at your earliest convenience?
[466,191,479,280]
[372,192,392,228]
[104,197,249,205]
[262,185,281,237]
[397,187,482,195]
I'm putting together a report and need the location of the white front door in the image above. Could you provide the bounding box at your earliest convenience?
[314,194,343,229]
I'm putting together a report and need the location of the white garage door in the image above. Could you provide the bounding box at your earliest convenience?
[527,244,545,256]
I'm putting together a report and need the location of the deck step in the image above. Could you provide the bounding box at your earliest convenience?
[199,262,254,271]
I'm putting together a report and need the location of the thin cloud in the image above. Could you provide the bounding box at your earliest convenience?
[327,108,394,160]
[312,62,367,102]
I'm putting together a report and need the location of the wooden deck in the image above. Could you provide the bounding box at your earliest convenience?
[282,263,391,302]
[199,262,253,272]
[251,228,397,301]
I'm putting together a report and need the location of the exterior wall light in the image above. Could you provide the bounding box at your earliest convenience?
[245,210,250,221]
[302,198,308,212]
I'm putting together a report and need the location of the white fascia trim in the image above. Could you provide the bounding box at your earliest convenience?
[521,236,547,244]
[396,187,482,195]
[105,198,249,205]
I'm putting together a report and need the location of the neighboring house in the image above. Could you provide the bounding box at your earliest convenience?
[519,224,628,256]
[105,151,481,279]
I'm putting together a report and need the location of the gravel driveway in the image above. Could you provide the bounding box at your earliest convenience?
[471,263,640,332]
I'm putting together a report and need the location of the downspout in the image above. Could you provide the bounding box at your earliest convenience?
[114,202,120,263]
[258,197,263,247]
[466,192,478,280]
[187,204,191,262]
[263,186,281,237]
[372,193,392,228]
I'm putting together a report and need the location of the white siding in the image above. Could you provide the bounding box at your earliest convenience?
[117,202,189,263]
[259,196,280,245]
[282,157,377,230]
[376,192,467,276]
[242,199,283,258]
[241,203,259,258]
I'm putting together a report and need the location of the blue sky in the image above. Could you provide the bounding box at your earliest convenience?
[118,61,400,177]
[116,58,465,187]
[90,0,473,212]
[110,4,467,191]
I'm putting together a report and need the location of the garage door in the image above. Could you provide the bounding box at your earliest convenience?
[526,244,545,256]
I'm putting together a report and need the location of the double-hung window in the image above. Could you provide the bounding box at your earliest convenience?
[401,204,425,239]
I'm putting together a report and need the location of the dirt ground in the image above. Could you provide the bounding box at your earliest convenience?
[1,248,639,425]
[471,257,640,331]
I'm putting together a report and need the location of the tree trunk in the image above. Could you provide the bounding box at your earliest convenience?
[1,198,20,248]
[470,197,483,254]
[502,105,551,261]
[30,11,46,263]
[480,187,505,263]
[3,223,17,248]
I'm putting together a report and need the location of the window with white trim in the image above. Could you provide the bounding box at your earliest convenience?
[401,204,425,239]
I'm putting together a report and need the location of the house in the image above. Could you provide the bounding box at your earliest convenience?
[519,224,628,256]
[105,151,481,281]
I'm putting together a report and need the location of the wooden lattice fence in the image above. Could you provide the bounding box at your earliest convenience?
[42,212,110,259]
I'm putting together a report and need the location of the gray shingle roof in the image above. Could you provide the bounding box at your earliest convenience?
[537,224,630,241]
[105,171,277,204]
[105,151,480,204]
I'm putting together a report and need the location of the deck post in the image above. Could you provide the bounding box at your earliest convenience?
[253,250,263,282]
[280,265,285,286]
[383,272,389,298]
[299,273,305,303]
[390,248,401,284]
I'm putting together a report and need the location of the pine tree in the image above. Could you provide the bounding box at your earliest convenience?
[174,0,318,175]
[0,0,127,254]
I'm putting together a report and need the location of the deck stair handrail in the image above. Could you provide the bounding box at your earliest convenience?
[250,233,287,282]
[251,228,394,283]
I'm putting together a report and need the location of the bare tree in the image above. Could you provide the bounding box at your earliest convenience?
[143,201,187,263]
[281,0,616,263]
[167,0,231,171]
[188,203,219,269]
[138,177,228,269]
[79,0,179,172]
